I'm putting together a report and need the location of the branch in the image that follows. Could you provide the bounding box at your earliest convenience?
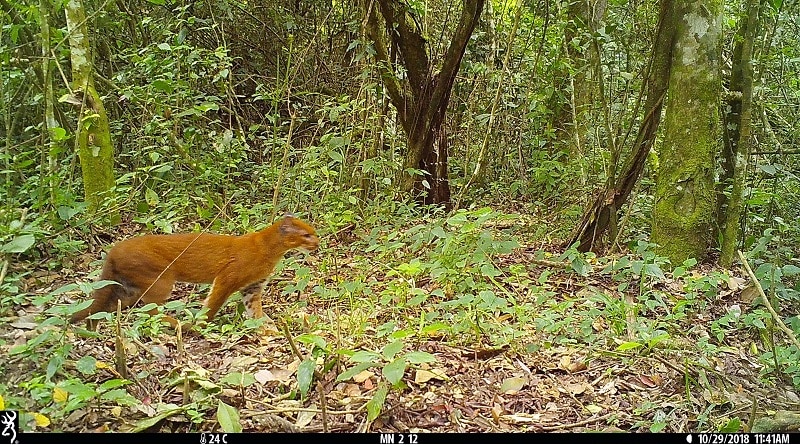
[364,0,408,126]
[737,251,800,352]
[375,0,430,94]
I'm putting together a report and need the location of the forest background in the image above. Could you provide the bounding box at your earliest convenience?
[2,0,800,434]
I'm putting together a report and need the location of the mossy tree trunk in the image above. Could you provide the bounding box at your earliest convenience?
[652,0,722,263]
[719,0,762,266]
[365,0,485,207]
[64,0,119,224]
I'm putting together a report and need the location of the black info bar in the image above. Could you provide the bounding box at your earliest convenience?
[12,432,797,445]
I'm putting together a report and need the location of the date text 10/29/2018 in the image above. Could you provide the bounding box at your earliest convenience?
[694,434,791,444]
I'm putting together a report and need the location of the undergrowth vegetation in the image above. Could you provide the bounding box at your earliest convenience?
[2,202,798,432]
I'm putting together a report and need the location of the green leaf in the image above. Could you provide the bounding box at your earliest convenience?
[216,400,242,433]
[196,102,220,113]
[431,226,447,239]
[296,334,327,350]
[382,357,407,386]
[100,388,139,406]
[76,356,97,375]
[351,350,381,363]
[1,234,35,253]
[52,127,68,140]
[220,372,256,388]
[297,359,316,398]
[157,42,171,51]
[47,355,64,381]
[783,265,800,277]
[616,342,643,352]
[366,384,388,422]
[480,263,500,277]
[98,379,129,392]
[403,351,436,364]
[128,404,183,432]
[336,362,376,382]
[643,263,665,280]
[151,79,173,93]
[421,323,449,336]
[569,256,591,277]
[382,340,404,360]
[145,188,159,206]
[720,417,741,433]
[327,150,344,163]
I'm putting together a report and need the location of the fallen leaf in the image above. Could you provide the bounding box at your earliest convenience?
[727,276,746,290]
[53,387,68,403]
[296,405,316,428]
[414,368,448,384]
[586,404,603,414]
[10,321,37,330]
[111,406,122,417]
[230,356,258,370]
[266,368,295,383]
[500,377,527,394]
[639,375,657,388]
[221,388,239,398]
[501,413,542,424]
[431,404,449,413]
[559,355,572,370]
[254,369,276,384]
[353,370,374,383]
[567,361,588,373]
[33,412,50,427]
[564,382,588,395]
[363,377,374,390]
[597,380,617,395]
[740,285,760,304]
[342,383,361,397]
[491,404,504,423]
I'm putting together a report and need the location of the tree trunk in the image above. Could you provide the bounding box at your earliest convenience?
[719,0,762,266]
[65,0,119,224]
[568,0,676,252]
[39,0,60,208]
[652,0,722,264]
[366,0,484,207]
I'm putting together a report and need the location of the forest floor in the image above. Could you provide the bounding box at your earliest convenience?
[3,210,799,434]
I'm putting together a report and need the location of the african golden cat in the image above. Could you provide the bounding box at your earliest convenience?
[70,214,319,330]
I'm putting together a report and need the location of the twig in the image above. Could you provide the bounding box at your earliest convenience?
[114,299,128,379]
[243,398,362,415]
[317,381,329,433]
[737,251,800,351]
[539,413,615,431]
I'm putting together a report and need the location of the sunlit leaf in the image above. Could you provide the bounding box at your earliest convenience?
[382,357,406,386]
[1,234,35,253]
[33,412,50,427]
[216,400,242,433]
[616,342,643,352]
[366,384,388,422]
[53,387,68,403]
[297,359,316,398]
